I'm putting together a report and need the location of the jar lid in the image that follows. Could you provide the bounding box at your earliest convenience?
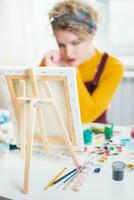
[112,161,125,171]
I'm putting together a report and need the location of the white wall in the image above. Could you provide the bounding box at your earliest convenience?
[0,0,59,67]
[108,71,134,126]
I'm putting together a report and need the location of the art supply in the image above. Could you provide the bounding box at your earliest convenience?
[0,112,10,125]
[130,125,134,138]
[58,170,78,189]
[0,110,11,158]
[94,168,101,173]
[120,138,130,146]
[71,167,89,192]
[0,143,9,158]
[9,144,19,150]
[104,124,113,139]
[62,165,86,190]
[43,167,67,190]
[52,167,79,186]
[83,129,93,144]
[112,161,125,181]
[116,146,123,153]
[62,171,79,190]
[84,146,89,153]
[91,126,104,134]
[126,163,134,171]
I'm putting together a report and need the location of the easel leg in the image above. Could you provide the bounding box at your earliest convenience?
[18,80,26,157]
[37,108,49,152]
[23,101,36,193]
[52,104,80,167]
[19,102,26,158]
[43,81,80,166]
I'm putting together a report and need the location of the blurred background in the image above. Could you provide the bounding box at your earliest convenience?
[0,0,134,125]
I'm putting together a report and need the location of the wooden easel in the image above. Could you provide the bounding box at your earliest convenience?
[16,69,79,193]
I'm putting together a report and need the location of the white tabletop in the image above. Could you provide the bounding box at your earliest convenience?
[0,125,134,200]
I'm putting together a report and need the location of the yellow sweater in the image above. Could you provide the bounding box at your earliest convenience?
[40,49,124,123]
[76,49,124,123]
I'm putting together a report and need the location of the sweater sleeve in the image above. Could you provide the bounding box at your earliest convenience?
[76,57,124,123]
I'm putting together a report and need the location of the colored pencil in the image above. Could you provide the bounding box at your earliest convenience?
[43,167,67,190]
[63,165,86,190]
[52,167,79,186]
[57,170,78,189]
[62,169,81,190]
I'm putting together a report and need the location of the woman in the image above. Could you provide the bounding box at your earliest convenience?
[40,0,124,123]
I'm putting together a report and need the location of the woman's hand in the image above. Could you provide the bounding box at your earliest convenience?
[44,50,61,66]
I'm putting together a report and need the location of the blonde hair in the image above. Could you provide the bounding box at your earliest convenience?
[49,0,99,40]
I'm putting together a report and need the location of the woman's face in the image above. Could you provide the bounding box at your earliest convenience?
[54,29,94,67]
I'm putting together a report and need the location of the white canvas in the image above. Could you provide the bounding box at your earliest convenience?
[0,66,84,152]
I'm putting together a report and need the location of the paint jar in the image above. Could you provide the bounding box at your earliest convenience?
[112,161,125,181]
[83,129,93,144]
[104,124,113,140]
